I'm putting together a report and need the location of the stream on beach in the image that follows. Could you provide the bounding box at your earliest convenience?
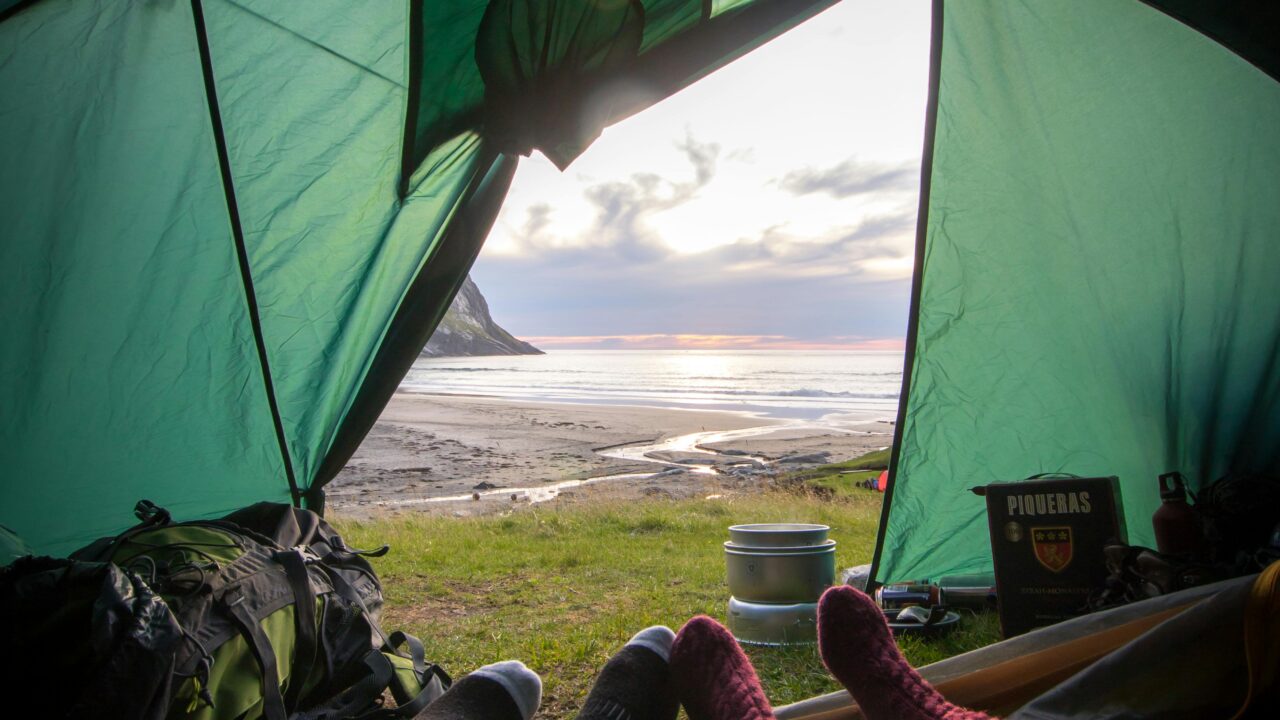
[378,418,886,508]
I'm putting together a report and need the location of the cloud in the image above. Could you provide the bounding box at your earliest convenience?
[520,203,553,238]
[675,132,721,186]
[780,157,918,198]
[472,207,916,343]
[698,212,915,278]
[506,133,722,263]
[478,144,917,346]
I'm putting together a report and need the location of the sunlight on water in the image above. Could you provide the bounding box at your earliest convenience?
[399,349,903,421]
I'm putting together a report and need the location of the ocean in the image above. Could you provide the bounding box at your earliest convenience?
[399,349,903,421]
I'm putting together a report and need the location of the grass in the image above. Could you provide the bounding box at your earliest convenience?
[335,453,997,719]
[775,447,890,499]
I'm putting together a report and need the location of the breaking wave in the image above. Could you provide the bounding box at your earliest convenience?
[401,349,903,420]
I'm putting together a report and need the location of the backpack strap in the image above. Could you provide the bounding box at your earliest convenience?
[385,631,452,707]
[351,674,448,720]
[276,549,319,712]
[293,651,397,720]
[320,566,452,695]
[301,572,452,718]
[316,562,393,648]
[309,536,389,560]
[222,588,287,720]
[386,631,426,677]
[348,650,449,720]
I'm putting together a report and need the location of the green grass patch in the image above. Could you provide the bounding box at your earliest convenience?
[836,447,892,470]
[336,484,995,718]
[777,447,890,499]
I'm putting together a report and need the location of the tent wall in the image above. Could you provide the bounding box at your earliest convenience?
[1,0,837,553]
[875,0,1280,584]
[0,0,290,554]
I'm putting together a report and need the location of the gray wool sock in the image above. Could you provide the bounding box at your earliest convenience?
[627,626,676,662]
[578,626,679,720]
[471,660,543,720]
[416,660,541,720]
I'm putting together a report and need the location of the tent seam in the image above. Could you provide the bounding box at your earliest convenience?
[190,0,302,506]
[219,0,406,89]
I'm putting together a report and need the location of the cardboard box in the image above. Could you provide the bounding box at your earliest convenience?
[980,476,1127,637]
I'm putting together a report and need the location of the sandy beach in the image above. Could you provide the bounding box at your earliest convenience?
[327,393,893,519]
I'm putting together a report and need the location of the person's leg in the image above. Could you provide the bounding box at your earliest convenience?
[669,616,775,720]
[817,586,995,720]
[579,626,680,720]
[415,660,542,720]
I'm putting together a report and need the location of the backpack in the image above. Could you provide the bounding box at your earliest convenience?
[17,500,449,720]
[0,554,185,720]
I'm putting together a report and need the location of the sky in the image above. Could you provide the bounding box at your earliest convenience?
[470,1,931,351]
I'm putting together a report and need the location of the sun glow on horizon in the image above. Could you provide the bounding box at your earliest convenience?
[522,334,906,351]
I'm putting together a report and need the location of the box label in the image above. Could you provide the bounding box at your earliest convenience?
[984,476,1126,637]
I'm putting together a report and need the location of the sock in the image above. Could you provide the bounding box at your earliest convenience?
[416,660,541,720]
[578,626,679,720]
[669,616,775,720]
[817,586,996,720]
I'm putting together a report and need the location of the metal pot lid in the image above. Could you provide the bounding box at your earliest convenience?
[724,539,836,554]
[721,538,839,556]
[728,523,830,533]
[727,524,831,547]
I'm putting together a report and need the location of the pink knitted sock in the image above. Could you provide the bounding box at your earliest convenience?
[817,586,996,720]
[669,616,775,720]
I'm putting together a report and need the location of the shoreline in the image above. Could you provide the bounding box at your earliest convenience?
[396,387,898,424]
[327,392,894,519]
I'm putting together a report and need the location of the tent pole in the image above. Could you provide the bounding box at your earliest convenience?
[868,0,944,588]
[190,0,302,506]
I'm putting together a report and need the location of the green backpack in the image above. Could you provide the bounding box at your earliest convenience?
[62,501,450,720]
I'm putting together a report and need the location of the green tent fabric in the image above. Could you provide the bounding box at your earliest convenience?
[4,0,1277,590]
[872,0,1280,584]
[0,0,835,556]
[0,0,290,553]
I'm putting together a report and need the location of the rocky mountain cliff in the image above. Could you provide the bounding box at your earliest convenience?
[421,275,542,357]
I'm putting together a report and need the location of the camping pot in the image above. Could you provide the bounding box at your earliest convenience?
[727,597,818,646]
[724,541,836,603]
[727,523,829,548]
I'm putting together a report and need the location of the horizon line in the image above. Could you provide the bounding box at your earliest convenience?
[518,334,906,351]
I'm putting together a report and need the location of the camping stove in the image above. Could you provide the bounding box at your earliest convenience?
[723,524,836,645]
